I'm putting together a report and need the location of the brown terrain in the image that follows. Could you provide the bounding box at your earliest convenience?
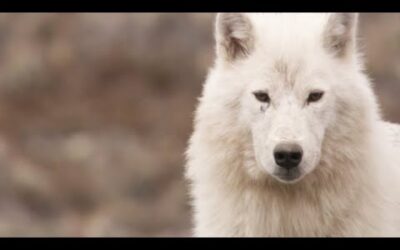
[0,13,398,236]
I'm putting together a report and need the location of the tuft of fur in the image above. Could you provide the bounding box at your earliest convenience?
[185,13,400,237]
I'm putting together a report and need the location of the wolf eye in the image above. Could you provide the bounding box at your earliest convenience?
[307,91,324,103]
[253,91,270,103]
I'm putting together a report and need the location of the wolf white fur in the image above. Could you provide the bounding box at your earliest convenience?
[185,13,400,237]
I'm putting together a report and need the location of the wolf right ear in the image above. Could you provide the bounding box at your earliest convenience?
[323,13,359,59]
[215,13,254,62]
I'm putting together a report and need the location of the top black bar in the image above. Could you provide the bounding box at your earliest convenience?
[0,0,399,12]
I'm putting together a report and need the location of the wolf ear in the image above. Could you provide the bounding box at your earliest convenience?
[215,13,254,62]
[323,13,359,58]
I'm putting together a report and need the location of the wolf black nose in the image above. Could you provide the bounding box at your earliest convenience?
[273,143,303,169]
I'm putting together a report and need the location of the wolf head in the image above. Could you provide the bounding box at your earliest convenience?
[202,13,377,184]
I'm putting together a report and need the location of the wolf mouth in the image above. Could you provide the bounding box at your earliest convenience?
[273,167,302,183]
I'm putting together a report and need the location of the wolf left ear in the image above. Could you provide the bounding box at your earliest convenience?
[215,13,254,62]
[323,13,359,59]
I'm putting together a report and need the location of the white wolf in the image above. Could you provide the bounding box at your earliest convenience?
[185,13,400,237]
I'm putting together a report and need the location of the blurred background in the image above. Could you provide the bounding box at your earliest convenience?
[0,13,398,237]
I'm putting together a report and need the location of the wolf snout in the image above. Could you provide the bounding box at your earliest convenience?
[273,143,303,169]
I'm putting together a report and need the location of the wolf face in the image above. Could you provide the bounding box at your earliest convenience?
[213,13,360,183]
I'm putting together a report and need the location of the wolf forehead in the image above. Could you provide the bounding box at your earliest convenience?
[242,56,325,90]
